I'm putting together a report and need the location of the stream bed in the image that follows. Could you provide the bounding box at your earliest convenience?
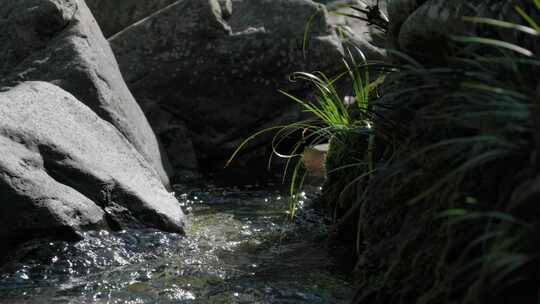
[0,178,354,303]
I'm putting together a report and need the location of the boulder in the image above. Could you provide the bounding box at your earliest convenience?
[85,0,177,37]
[325,0,387,61]
[0,0,173,187]
[110,0,346,172]
[386,0,421,50]
[0,82,185,258]
[387,0,539,61]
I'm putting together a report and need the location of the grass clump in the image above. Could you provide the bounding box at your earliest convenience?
[341,3,540,303]
[226,57,381,218]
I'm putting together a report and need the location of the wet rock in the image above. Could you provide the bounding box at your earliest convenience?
[0,82,185,259]
[0,0,173,187]
[110,0,345,172]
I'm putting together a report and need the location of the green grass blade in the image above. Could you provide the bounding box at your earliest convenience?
[514,6,540,33]
[462,16,539,36]
[225,125,291,167]
[451,35,534,57]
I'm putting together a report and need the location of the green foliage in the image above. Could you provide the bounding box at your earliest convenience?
[340,3,540,303]
[227,60,379,217]
[279,72,352,128]
[233,1,540,302]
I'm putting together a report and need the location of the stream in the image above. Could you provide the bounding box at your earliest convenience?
[0,177,354,303]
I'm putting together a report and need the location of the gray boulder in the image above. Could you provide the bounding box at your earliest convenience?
[0,0,173,187]
[85,0,234,38]
[325,0,387,61]
[110,0,346,171]
[386,0,419,50]
[85,0,177,37]
[0,82,184,257]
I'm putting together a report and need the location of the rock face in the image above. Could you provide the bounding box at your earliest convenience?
[0,0,173,187]
[109,0,346,172]
[85,0,177,37]
[0,82,184,258]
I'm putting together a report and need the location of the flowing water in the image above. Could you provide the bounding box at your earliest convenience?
[0,178,354,303]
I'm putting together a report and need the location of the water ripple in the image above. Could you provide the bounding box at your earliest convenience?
[0,184,353,303]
